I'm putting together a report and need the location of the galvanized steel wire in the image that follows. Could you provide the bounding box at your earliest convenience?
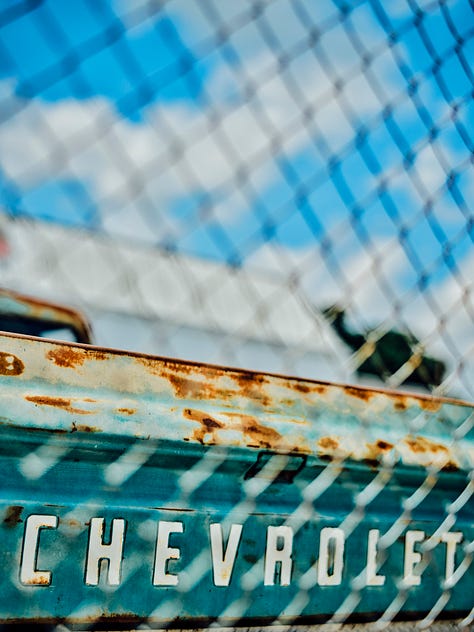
[0,0,473,628]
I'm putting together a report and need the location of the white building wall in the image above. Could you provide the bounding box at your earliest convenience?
[0,216,354,384]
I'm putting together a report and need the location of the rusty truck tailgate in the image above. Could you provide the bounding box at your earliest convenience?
[0,332,472,627]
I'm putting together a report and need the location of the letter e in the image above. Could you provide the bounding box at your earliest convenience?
[153,521,184,586]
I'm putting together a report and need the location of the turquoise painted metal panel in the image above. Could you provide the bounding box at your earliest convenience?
[0,332,472,626]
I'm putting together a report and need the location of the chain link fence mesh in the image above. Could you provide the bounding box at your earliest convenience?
[0,0,472,629]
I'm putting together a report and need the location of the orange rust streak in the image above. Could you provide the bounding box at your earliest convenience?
[135,357,218,379]
[344,386,373,402]
[116,408,136,415]
[404,435,449,454]
[183,408,224,444]
[222,412,283,449]
[291,382,329,396]
[25,395,93,415]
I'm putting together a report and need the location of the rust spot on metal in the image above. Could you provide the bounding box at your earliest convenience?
[344,386,372,401]
[159,370,232,402]
[167,374,207,399]
[293,383,311,394]
[442,462,459,472]
[25,395,93,415]
[405,435,448,454]
[230,372,279,407]
[136,357,217,379]
[47,347,86,368]
[418,398,442,412]
[26,575,50,586]
[293,382,328,396]
[47,347,107,368]
[71,422,98,433]
[394,400,408,411]
[365,439,394,462]
[184,408,222,430]
[89,350,107,361]
[311,384,329,395]
[183,408,287,450]
[376,440,394,451]
[139,360,278,407]
[403,435,458,469]
[223,412,283,449]
[318,437,339,451]
[116,407,136,415]
[27,395,71,407]
[232,372,270,387]
[235,383,272,407]
[3,505,23,527]
[0,352,24,376]
[183,408,224,444]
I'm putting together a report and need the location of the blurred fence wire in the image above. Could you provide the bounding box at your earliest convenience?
[0,1,473,628]
[0,0,473,398]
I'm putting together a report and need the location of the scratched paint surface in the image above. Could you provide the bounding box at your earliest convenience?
[0,332,472,625]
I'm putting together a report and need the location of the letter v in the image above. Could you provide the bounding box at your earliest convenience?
[210,523,243,586]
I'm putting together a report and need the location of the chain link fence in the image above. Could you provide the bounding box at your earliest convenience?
[0,0,472,628]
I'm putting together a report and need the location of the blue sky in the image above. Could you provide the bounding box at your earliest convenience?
[0,0,472,330]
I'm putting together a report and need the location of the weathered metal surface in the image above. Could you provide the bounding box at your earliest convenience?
[0,288,92,343]
[0,331,472,626]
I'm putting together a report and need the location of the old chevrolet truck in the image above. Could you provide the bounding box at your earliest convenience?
[0,289,472,628]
